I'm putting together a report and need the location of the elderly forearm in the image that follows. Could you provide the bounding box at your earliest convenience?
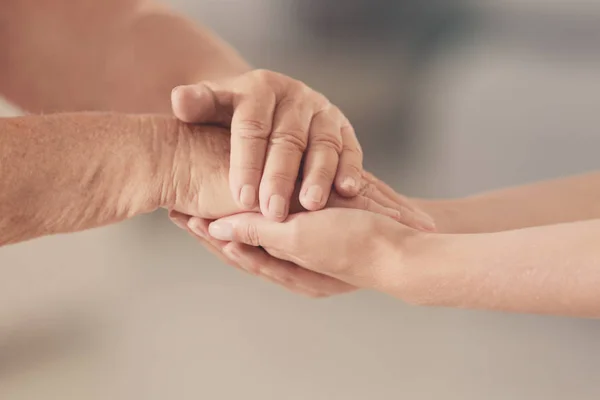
[403,219,600,318]
[0,0,250,114]
[416,172,600,234]
[0,113,174,246]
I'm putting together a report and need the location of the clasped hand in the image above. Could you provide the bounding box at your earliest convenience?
[168,69,435,298]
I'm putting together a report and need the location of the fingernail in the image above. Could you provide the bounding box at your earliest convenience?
[417,214,437,232]
[171,86,183,96]
[187,219,207,239]
[305,185,323,205]
[239,184,256,208]
[208,221,234,241]
[268,194,286,219]
[341,177,357,191]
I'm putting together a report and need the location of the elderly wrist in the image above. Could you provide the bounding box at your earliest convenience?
[99,114,173,218]
[142,114,182,210]
[147,116,236,217]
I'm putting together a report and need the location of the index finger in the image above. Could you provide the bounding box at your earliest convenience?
[229,90,277,210]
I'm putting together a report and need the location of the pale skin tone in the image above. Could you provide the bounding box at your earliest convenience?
[190,172,600,317]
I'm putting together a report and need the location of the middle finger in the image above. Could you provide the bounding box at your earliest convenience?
[259,98,313,221]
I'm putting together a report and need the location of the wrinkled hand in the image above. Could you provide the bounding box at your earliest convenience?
[173,169,435,298]
[171,69,365,221]
[167,121,435,229]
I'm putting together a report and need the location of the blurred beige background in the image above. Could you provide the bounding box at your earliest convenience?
[2,1,600,399]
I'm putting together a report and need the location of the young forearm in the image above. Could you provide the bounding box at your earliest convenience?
[404,219,600,318]
[417,172,600,233]
[0,113,171,245]
[0,0,250,114]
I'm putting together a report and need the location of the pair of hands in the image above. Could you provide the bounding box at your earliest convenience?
[165,69,434,297]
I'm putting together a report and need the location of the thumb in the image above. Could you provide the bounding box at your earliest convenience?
[208,212,289,249]
[171,83,225,124]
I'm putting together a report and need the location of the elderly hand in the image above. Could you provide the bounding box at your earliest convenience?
[166,116,435,228]
[170,124,435,225]
[171,69,367,222]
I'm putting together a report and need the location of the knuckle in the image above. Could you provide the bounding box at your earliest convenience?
[270,129,308,152]
[342,143,364,159]
[229,162,263,175]
[287,79,308,94]
[308,166,336,183]
[265,170,297,185]
[236,119,270,138]
[357,181,373,197]
[313,93,330,107]
[342,163,363,180]
[276,95,299,110]
[328,105,344,120]
[242,223,261,247]
[310,133,343,154]
[250,68,275,83]
[393,207,405,222]
[313,105,335,121]
[358,196,373,211]
[340,116,352,129]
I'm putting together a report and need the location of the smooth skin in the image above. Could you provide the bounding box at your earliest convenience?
[197,173,600,318]
[0,0,249,113]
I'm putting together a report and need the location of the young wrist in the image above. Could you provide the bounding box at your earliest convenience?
[379,228,464,306]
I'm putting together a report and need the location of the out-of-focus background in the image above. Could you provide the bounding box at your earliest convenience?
[3,1,600,399]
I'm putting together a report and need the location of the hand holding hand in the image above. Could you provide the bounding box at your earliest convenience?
[204,208,423,297]
[165,119,435,229]
[176,171,435,298]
